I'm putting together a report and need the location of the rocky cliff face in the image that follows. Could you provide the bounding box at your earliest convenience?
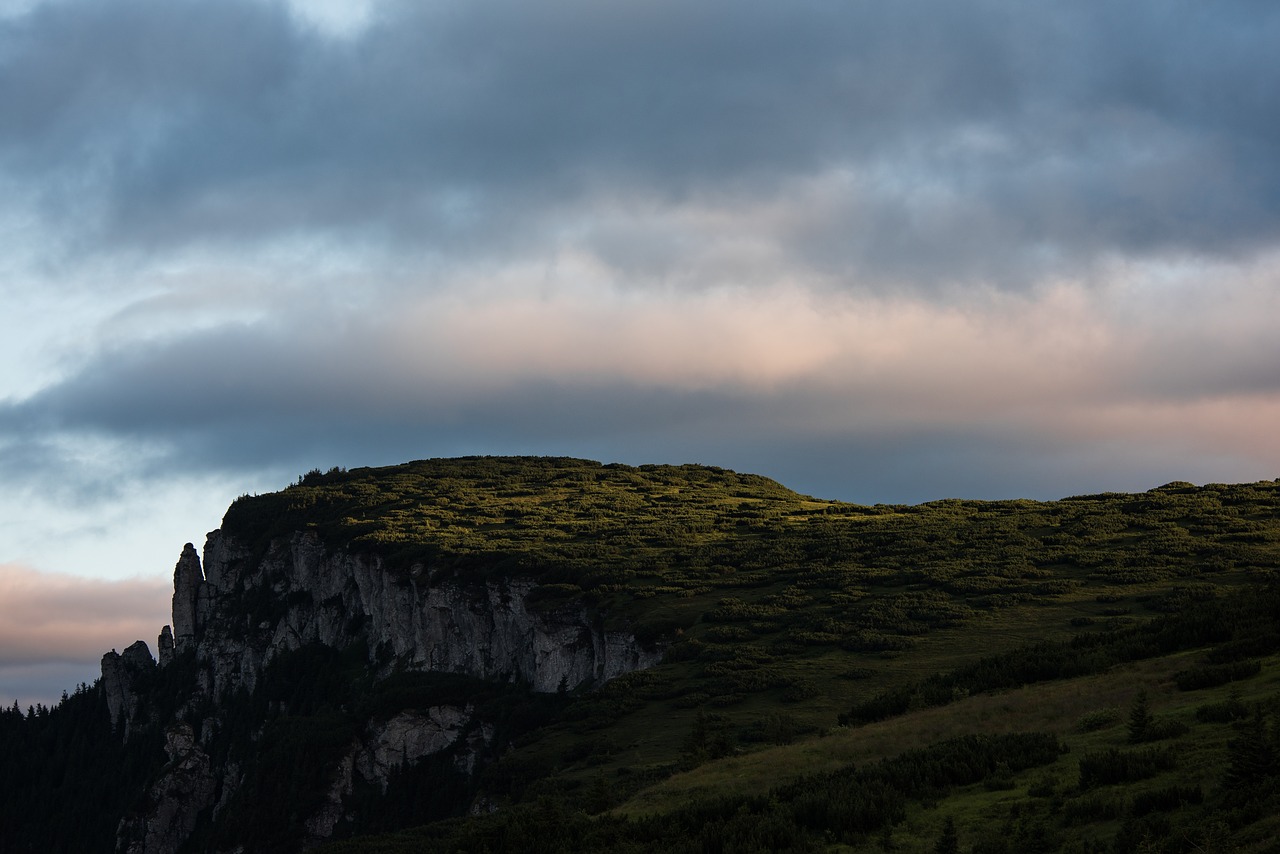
[109,528,663,853]
[100,640,155,738]
[303,706,495,843]
[116,724,216,854]
[175,529,661,698]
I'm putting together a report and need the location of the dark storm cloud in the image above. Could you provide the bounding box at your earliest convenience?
[3,0,1279,285]
[0,319,758,477]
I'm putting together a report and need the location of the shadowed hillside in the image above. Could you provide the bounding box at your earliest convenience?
[2,458,1279,853]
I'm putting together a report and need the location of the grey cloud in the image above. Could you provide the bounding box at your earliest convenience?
[2,0,1279,287]
[0,325,756,472]
[3,302,1276,505]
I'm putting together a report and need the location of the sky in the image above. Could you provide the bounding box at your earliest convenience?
[2,0,1279,706]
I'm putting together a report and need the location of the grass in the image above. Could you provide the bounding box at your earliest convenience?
[614,652,1217,818]
[21,456,1279,853]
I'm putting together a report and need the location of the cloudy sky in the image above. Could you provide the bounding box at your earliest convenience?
[3,0,1279,705]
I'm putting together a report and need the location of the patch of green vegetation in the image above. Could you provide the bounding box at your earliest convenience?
[299,464,1280,853]
[222,460,1280,660]
[7,460,1280,852]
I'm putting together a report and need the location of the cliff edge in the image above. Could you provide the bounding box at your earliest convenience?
[104,457,682,853]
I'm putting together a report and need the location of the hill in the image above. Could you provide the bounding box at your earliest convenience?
[2,457,1279,853]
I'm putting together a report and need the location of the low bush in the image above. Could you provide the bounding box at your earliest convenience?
[1175,660,1262,691]
[1076,707,1120,732]
[1078,747,1177,789]
[1196,692,1249,723]
[1130,784,1203,816]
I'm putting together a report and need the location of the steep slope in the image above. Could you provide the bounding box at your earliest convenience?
[171,530,660,699]
[1,458,1278,853]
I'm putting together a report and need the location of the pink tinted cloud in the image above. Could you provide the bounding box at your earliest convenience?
[388,274,1131,409]
[0,562,170,667]
[391,250,1280,438]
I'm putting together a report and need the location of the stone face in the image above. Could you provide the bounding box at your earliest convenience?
[100,650,128,727]
[185,530,663,700]
[356,707,473,786]
[171,543,203,654]
[304,706,490,842]
[122,640,155,670]
[115,724,217,854]
[122,528,664,854]
[100,640,156,733]
[157,625,174,668]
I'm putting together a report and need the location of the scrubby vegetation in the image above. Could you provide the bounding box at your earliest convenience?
[3,458,1280,852]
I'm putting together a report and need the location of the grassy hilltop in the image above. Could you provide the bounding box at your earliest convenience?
[225,457,1280,853]
[6,457,1280,853]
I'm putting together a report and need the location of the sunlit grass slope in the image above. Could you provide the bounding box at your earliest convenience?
[219,458,1280,852]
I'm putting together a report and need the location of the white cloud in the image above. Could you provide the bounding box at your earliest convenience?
[279,0,379,40]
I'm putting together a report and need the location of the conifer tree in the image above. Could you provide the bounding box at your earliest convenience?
[1225,707,1278,792]
[1127,689,1153,744]
[935,816,960,854]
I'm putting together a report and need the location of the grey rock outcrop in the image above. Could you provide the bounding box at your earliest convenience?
[115,525,663,854]
[171,543,202,655]
[116,724,217,854]
[182,529,662,700]
[156,625,174,668]
[101,640,156,735]
[357,707,482,784]
[304,706,493,841]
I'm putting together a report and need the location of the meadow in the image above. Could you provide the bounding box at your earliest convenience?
[5,457,1280,852]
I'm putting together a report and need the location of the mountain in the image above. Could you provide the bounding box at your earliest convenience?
[2,457,1279,853]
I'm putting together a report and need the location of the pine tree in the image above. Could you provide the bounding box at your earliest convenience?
[681,710,712,766]
[1127,689,1153,743]
[935,816,960,854]
[586,774,612,814]
[1225,707,1278,792]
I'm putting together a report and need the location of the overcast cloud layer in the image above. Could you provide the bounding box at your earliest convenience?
[2,0,1279,703]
